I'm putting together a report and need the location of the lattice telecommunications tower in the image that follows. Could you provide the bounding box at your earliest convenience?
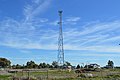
[58,11,64,67]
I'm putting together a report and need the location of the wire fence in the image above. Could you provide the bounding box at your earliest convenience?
[0,68,120,80]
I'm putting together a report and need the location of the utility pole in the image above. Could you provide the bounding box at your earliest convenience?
[58,11,64,68]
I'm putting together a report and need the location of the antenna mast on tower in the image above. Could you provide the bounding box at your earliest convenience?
[58,11,64,68]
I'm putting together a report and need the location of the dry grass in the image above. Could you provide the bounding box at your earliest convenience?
[0,69,120,80]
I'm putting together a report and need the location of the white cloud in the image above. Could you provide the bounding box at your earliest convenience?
[1,19,120,53]
[49,20,59,26]
[0,0,56,50]
[1,17,120,54]
[24,0,51,20]
[49,17,80,26]
[66,17,80,22]
[62,20,120,52]
[0,0,120,53]
[39,18,48,22]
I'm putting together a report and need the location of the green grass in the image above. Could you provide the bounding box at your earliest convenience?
[1,69,120,80]
[0,75,11,80]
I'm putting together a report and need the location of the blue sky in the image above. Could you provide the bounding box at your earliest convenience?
[0,0,120,66]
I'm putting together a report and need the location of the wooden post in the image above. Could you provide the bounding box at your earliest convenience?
[47,70,48,80]
[28,71,30,80]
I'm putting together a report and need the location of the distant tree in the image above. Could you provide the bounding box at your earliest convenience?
[52,61,58,68]
[42,62,47,68]
[21,64,25,69]
[46,64,50,68]
[76,64,80,69]
[81,66,83,68]
[0,58,11,68]
[12,64,26,69]
[33,64,38,68]
[38,63,42,68]
[38,63,47,68]
[12,65,16,69]
[26,61,38,68]
[16,64,22,69]
[108,60,114,68]
[84,65,87,68]
[64,61,72,66]
[49,65,53,68]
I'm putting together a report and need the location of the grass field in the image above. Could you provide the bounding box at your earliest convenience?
[0,69,120,80]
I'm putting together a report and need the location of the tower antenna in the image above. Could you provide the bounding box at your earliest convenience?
[58,10,64,68]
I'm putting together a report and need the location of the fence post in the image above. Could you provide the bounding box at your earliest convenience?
[28,71,30,80]
[47,70,48,80]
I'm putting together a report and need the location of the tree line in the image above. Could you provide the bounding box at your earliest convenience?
[0,57,115,69]
[0,58,11,68]
[0,58,71,69]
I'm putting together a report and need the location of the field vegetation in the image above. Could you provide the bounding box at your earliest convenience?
[0,69,120,80]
